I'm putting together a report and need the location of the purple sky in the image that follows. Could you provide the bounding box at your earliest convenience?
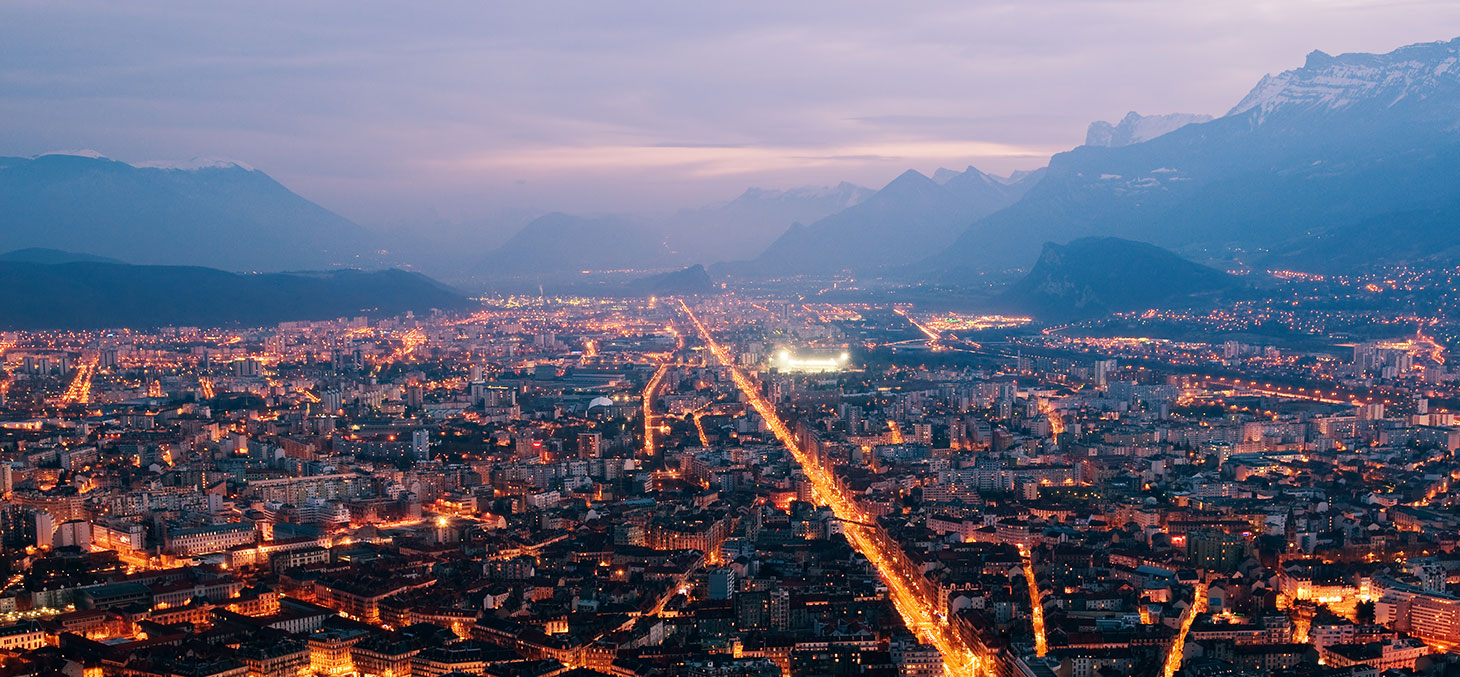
[2,1,1458,229]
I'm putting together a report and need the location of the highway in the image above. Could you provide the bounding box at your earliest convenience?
[381,328,427,364]
[60,351,99,407]
[895,307,940,343]
[678,299,982,677]
[1006,337,1434,412]
[1200,376,1355,405]
[642,362,670,457]
[642,324,686,457]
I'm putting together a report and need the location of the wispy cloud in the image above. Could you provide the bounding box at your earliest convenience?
[436,139,1063,178]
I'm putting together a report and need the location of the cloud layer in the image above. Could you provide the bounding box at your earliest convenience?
[2,1,1457,226]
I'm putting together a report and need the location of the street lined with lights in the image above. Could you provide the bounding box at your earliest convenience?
[643,361,670,457]
[59,350,98,406]
[1162,583,1208,677]
[1020,547,1047,658]
[678,299,982,677]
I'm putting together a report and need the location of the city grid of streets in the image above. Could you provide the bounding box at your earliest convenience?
[2,290,1460,677]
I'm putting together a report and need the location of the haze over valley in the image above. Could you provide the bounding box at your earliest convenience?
[8,34,1460,324]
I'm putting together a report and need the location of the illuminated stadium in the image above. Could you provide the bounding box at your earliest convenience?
[769,348,852,373]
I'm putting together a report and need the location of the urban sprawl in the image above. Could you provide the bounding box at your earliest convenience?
[2,293,1460,677]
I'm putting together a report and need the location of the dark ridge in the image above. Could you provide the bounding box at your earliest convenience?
[998,237,1236,321]
[0,247,126,265]
[0,261,474,330]
[0,154,373,271]
[623,264,716,296]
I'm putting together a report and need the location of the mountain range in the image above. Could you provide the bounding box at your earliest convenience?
[0,153,374,271]
[0,149,877,281]
[498,37,1460,281]
[0,247,124,265]
[660,183,873,263]
[1084,112,1213,148]
[997,238,1236,320]
[6,36,1460,295]
[931,37,1460,276]
[624,264,716,297]
[0,254,472,330]
[473,183,876,279]
[481,213,672,277]
[740,165,1041,275]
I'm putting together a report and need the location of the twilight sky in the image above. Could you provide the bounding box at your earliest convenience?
[2,1,1458,229]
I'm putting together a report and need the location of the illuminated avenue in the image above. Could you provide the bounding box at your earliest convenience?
[678,299,981,676]
[1019,549,1046,658]
[1161,583,1208,677]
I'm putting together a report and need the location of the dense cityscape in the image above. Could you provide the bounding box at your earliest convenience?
[3,282,1460,677]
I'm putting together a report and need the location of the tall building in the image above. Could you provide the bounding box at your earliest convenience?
[577,432,602,459]
[769,588,790,631]
[708,567,737,600]
[34,511,54,549]
[1375,579,1460,644]
[237,357,262,377]
[0,505,41,550]
[1188,531,1247,573]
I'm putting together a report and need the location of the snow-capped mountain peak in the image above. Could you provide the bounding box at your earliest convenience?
[35,149,110,160]
[136,156,256,171]
[1226,36,1460,120]
[1085,111,1213,147]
